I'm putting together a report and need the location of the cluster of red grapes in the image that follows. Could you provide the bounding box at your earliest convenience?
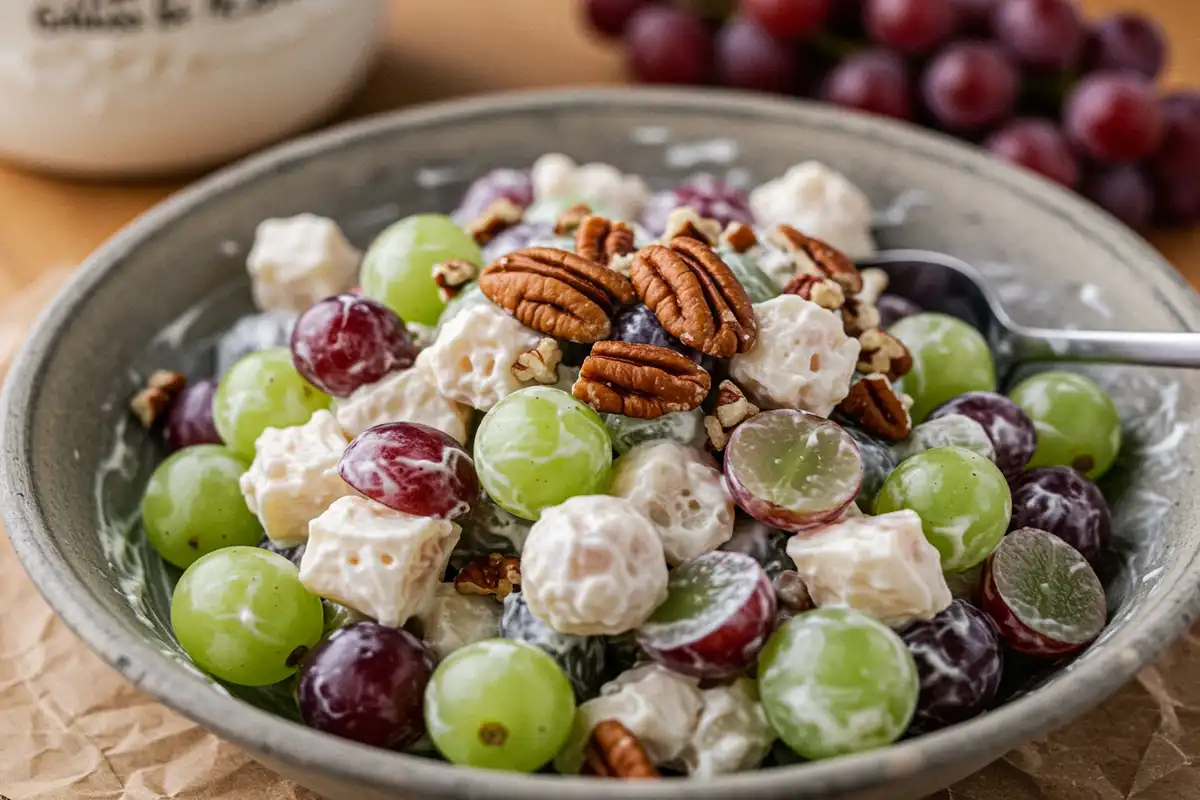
[582,0,1200,231]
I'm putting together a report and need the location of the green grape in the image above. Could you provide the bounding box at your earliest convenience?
[890,313,996,423]
[718,248,780,303]
[424,639,576,772]
[758,608,917,760]
[524,196,620,224]
[361,214,482,326]
[212,347,330,459]
[874,446,1011,572]
[171,547,323,687]
[473,387,612,521]
[141,445,261,569]
[1008,371,1122,480]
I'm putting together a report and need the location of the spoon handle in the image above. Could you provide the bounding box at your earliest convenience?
[1008,328,1200,369]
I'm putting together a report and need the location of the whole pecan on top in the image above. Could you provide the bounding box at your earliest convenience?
[573,341,711,420]
[479,247,636,342]
[581,720,659,779]
[770,225,863,295]
[631,237,757,358]
[837,373,912,441]
[576,215,636,269]
[454,553,521,599]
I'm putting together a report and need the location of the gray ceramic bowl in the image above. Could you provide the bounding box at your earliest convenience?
[4,89,1200,800]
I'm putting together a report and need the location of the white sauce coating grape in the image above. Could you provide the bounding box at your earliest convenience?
[894,414,997,464]
[245,214,361,314]
[413,583,502,662]
[238,409,354,546]
[424,303,543,411]
[786,510,952,626]
[674,678,776,777]
[298,495,460,627]
[730,295,860,416]
[748,162,877,260]
[334,351,473,444]
[531,153,650,221]
[215,310,296,376]
[521,495,669,636]
[604,408,707,455]
[608,441,735,565]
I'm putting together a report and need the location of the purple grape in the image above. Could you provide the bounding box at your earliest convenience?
[993,0,1085,70]
[899,600,1003,732]
[481,221,557,263]
[721,517,792,581]
[1081,165,1155,230]
[1008,467,1111,562]
[864,0,956,56]
[715,16,799,93]
[928,391,1036,479]
[290,294,418,397]
[163,378,221,452]
[877,293,923,328]
[612,304,711,368]
[952,0,998,35]
[985,119,1080,189]
[842,424,897,510]
[640,174,754,235]
[1065,73,1164,165]
[451,168,533,224]
[625,5,715,85]
[820,50,914,121]
[921,42,1019,132]
[297,621,433,748]
[258,536,306,568]
[501,593,608,701]
[584,0,654,38]
[1084,12,1167,79]
[1150,93,1200,187]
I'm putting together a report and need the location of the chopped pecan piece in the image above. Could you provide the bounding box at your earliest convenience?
[838,373,912,441]
[783,273,846,311]
[858,267,889,306]
[467,198,524,245]
[554,203,593,235]
[661,207,721,247]
[432,258,479,302]
[129,370,186,428]
[512,337,562,384]
[857,328,913,381]
[775,570,814,613]
[454,553,521,599]
[581,720,660,779]
[576,215,636,268]
[703,379,759,450]
[841,295,882,338]
[573,341,711,420]
[631,238,757,358]
[479,247,636,342]
[720,221,758,253]
[770,225,863,294]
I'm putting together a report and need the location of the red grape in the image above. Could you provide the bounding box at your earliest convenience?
[1064,73,1164,164]
[993,0,1085,70]
[877,293,922,328]
[928,391,1037,479]
[922,43,1019,132]
[1150,93,1200,185]
[451,169,533,224]
[625,5,715,84]
[163,378,222,452]
[583,0,654,38]
[951,0,997,35]
[1081,165,1155,229]
[1157,175,1200,226]
[985,119,1079,189]
[827,0,866,35]
[290,294,417,398]
[338,422,481,520]
[297,622,433,748]
[640,174,754,234]
[820,50,914,121]
[1009,467,1111,563]
[741,0,831,40]
[1084,12,1167,79]
[864,0,955,56]
[715,16,799,93]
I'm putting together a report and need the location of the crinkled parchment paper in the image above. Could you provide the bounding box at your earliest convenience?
[1,270,1197,800]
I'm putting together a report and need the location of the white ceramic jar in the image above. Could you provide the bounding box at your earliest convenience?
[0,0,386,176]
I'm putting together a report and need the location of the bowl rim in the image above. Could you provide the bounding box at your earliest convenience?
[4,86,1200,799]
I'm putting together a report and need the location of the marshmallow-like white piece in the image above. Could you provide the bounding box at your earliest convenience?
[334,351,472,444]
[749,162,877,260]
[531,153,650,222]
[675,678,776,777]
[413,583,502,662]
[245,214,360,313]
[423,303,542,411]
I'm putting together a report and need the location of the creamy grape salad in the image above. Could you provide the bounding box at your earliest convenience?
[130,153,1124,778]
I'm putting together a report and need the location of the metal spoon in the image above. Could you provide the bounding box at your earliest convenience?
[858,249,1200,380]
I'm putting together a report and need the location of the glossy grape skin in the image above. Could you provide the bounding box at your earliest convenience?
[163,378,222,452]
[452,168,534,224]
[339,422,480,520]
[297,621,433,748]
[612,303,708,367]
[605,408,706,455]
[921,43,1019,132]
[877,293,922,328]
[637,552,776,680]
[473,387,613,521]
[928,391,1037,479]
[993,0,1085,70]
[720,249,780,304]
[1081,166,1155,230]
[864,0,955,56]
[171,547,323,687]
[1084,12,1167,79]
[625,5,714,85]
[1008,371,1122,480]
[890,313,996,423]
[212,347,331,460]
[425,639,576,772]
[843,424,897,511]
[361,214,482,327]
[640,175,755,235]
[875,446,1012,573]
[141,445,261,569]
[715,16,798,94]
[742,0,830,39]
[985,119,1080,189]
[1009,467,1112,563]
[820,50,913,121]
[899,600,1002,732]
[758,608,918,760]
[215,311,296,377]
[501,593,608,702]
[1064,73,1164,165]
[289,294,417,397]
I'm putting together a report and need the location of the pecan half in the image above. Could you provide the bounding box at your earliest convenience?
[770,225,863,294]
[631,238,757,358]
[720,221,758,253]
[512,338,562,384]
[480,247,636,342]
[857,328,913,380]
[576,216,636,268]
[130,370,186,428]
[554,203,593,235]
[433,259,479,302]
[573,341,711,420]
[582,720,659,779]
[467,198,523,245]
[704,379,759,450]
[662,207,721,247]
[841,295,881,338]
[837,373,912,441]
[783,273,845,311]
[454,553,521,599]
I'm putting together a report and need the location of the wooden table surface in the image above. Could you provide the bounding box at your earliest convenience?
[0,0,1197,300]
